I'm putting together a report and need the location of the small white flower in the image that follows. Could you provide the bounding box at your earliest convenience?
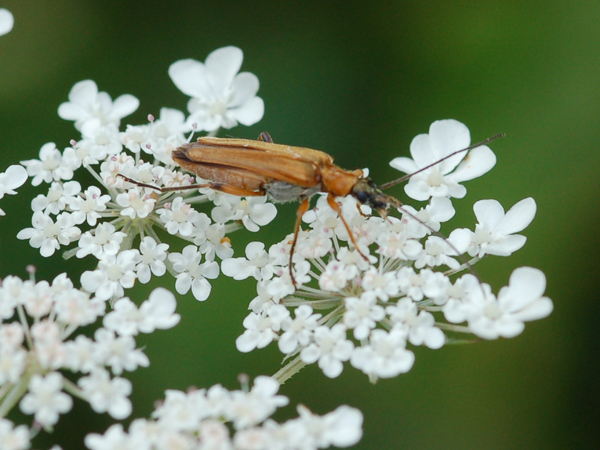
[58,79,139,131]
[458,267,553,340]
[397,267,450,302]
[212,196,277,232]
[70,186,110,226]
[157,197,201,236]
[296,404,364,449]
[78,119,123,159]
[30,321,66,370]
[21,143,75,186]
[295,230,334,260]
[361,267,400,301]
[318,260,358,292]
[63,335,99,374]
[31,180,81,215]
[343,293,386,340]
[387,299,445,349]
[149,107,190,152]
[0,9,14,36]
[300,324,354,378]
[17,211,81,257]
[236,303,290,353]
[0,323,25,349]
[76,222,127,259]
[21,280,53,318]
[0,277,30,320]
[80,250,139,301]
[103,288,180,336]
[169,46,264,131]
[278,305,321,354]
[400,196,456,235]
[116,187,156,219]
[54,287,104,327]
[375,220,422,260]
[463,197,537,258]
[390,119,496,201]
[227,376,289,429]
[0,418,30,450]
[0,348,27,385]
[414,235,467,270]
[93,328,149,375]
[350,328,415,380]
[99,152,136,188]
[198,223,234,260]
[135,237,169,283]
[169,245,219,301]
[78,369,132,419]
[221,241,273,281]
[84,424,135,450]
[152,389,214,430]
[19,373,73,427]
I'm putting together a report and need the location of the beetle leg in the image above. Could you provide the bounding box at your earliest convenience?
[117,174,172,191]
[356,202,371,218]
[289,197,311,287]
[117,174,265,196]
[195,183,266,197]
[257,132,273,143]
[327,194,369,261]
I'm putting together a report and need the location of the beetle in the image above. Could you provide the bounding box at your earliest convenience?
[119,131,503,286]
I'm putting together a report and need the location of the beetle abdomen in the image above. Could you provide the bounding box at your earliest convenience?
[264,181,322,203]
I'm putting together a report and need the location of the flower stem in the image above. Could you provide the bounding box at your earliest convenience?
[272,355,307,384]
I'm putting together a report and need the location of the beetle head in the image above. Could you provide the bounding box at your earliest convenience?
[350,178,402,217]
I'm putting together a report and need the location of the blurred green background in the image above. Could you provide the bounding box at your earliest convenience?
[1,1,598,449]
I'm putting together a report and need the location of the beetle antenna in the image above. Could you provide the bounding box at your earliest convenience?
[379,133,505,190]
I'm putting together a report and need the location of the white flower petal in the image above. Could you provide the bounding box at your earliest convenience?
[191,277,212,301]
[389,156,419,174]
[448,146,496,183]
[169,59,210,98]
[2,165,28,191]
[429,119,471,162]
[495,197,536,235]
[110,94,139,121]
[486,235,527,256]
[205,46,243,94]
[473,199,505,229]
[229,72,260,106]
[230,96,265,126]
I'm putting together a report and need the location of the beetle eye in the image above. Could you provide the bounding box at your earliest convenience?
[354,190,370,204]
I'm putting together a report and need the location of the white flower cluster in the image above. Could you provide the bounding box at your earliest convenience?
[0,272,180,431]
[229,120,553,382]
[17,46,273,302]
[85,376,362,450]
